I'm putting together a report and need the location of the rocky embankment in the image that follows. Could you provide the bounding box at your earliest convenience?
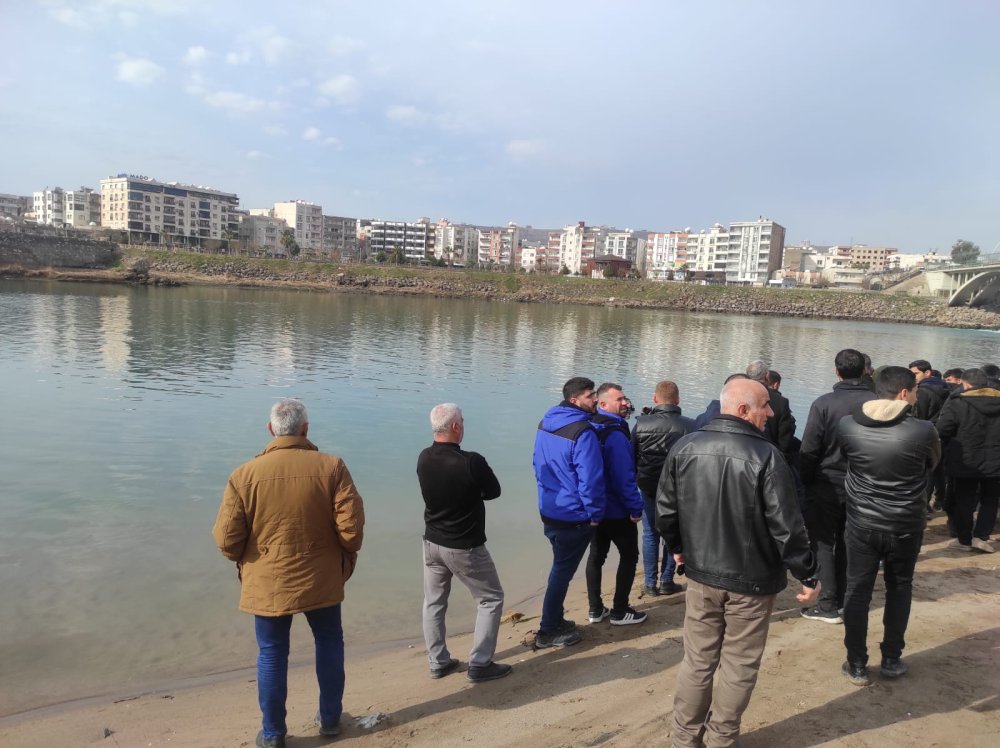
[5,254,1000,329]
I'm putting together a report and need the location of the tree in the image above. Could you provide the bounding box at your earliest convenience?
[951,239,980,265]
[559,265,571,275]
[280,229,300,257]
[603,264,619,279]
[375,250,387,263]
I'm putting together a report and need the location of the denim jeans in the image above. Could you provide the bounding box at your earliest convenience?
[642,492,675,587]
[540,521,593,634]
[842,523,922,666]
[585,518,639,614]
[255,604,344,739]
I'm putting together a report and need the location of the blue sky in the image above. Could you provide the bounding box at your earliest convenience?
[2,0,998,252]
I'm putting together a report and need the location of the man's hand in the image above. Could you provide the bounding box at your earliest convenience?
[590,521,599,527]
[630,515,641,524]
[673,553,684,566]
[795,581,821,604]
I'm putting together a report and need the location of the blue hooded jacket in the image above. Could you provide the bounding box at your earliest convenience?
[592,410,645,520]
[533,402,605,524]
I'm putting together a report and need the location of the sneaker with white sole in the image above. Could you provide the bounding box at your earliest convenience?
[971,537,995,553]
[609,606,647,626]
[801,606,842,624]
[588,606,610,623]
[948,539,974,552]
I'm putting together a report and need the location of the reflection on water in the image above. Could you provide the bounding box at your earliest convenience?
[0,279,997,715]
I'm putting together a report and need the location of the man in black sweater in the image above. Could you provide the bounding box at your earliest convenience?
[416,403,511,683]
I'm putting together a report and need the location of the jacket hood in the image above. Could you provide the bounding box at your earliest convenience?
[541,402,593,432]
[857,399,910,426]
[958,387,1000,413]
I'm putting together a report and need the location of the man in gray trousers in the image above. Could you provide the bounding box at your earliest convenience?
[416,403,512,682]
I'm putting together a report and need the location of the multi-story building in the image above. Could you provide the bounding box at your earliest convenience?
[64,187,102,228]
[0,193,28,221]
[322,215,360,260]
[644,231,689,280]
[725,218,785,286]
[477,223,520,266]
[273,200,323,253]
[686,224,730,275]
[519,243,539,271]
[100,174,240,245]
[33,187,66,227]
[604,230,639,264]
[551,222,610,274]
[239,213,289,256]
[434,220,479,265]
[848,244,897,272]
[368,219,434,261]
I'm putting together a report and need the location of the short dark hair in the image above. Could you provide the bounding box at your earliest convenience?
[961,368,988,389]
[767,370,781,386]
[931,369,942,378]
[908,359,932,373]
[724,372,749,385]
[596,381,622,399]
[862,353,872,372]
[877,366,916,399]
[562,377,595,401]
[835,349,865,379]
[943,368,964,380]
[981,363,1000,378]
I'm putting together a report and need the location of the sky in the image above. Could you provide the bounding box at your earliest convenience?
[2,0,999,252]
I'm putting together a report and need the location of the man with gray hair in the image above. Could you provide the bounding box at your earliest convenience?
[746,359,797,462]
[416,403,510,682]
[213,399,365,748]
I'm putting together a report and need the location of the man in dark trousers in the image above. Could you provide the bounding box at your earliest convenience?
[417,403,511,682]
[799,349,877,625]
[585,383,646,626]
[838,367,940,685]
[658,378,819,747]
[632,380,694,596]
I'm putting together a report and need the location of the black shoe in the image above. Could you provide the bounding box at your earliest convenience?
[316,711,340,737]
[659,581,683,595]
[256,731,286,748]
[557,618,577,632]
[880,657,909,678]
[801,606,842,624]
[467,661,513,682]
[841,661,870,687]
[609,606,647,626]
[642,584,661,596]
[429,657,460,679]
[534,627,582,648]
[588,606,610,623]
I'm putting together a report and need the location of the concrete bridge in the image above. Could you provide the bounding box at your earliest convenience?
[925,256,1000,307]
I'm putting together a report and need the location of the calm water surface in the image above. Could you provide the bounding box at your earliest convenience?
[1,279,997,715]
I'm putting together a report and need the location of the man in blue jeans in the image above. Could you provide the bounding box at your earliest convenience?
[532,376,605,648]
[213,399,366,748]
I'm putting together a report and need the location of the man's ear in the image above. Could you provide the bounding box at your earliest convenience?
[267,422,275,436]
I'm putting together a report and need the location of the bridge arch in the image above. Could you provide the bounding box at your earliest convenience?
[949,269,1000,307]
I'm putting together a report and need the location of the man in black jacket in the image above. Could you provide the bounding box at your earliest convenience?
[657,378,818,748]
[838,367,940,686]
[632,380,694,596]
[746,360,797,463]
[799,349,877,625]
[417,403,511,683]
[935,368,1000,553]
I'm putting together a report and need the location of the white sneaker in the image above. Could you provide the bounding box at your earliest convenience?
[948,539,973,552]
[971,538,996,554]
[588,606,610,623]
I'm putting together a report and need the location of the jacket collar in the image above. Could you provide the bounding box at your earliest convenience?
[649,403,682,415]
[833,378,870,391]
[258,435,319,456]
[961,387,1000,399]
[704,413,769,439]
[596,408,627,425]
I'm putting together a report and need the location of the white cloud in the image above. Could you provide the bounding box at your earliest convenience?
[505,139,545,160]
[263,125,288,137]
[302,127,322,141]
[115,55,165,87]
[318,74,361,106]
[386,104,427,125]
[48,6,89,28]
[183,46,208,66]
[246,150,265,160]
[43,0,195,29]
[260,35,290,66]
[302,127,341,148]
[226,50,252,66]
[328,35,366,57]
[411,156,431,168]
[203,90,269,114]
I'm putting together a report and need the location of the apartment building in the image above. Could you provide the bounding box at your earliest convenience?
[546,222,609,274]
[434,220,479,265]
[34,186,101,228]
[322,215,360,259]
[848,244,897,272]
[644,231,689,280]
[33,187,66,227]
[0,193,28,221]
[604,230,639,263]
[273,200,323,253]
[368,219,433,261]
[477,223,520,266]
[239,213,289,255]
[519,244,539,271]
[686,224,730,275]
[100,174,239,245]
[725,218,785,286]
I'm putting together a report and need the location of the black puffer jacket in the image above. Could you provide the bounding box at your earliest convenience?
[656,415,816,595]
[838,401,941,534]
[935,387,1000,477]
[632,404,695,497]
[800,379,877,486]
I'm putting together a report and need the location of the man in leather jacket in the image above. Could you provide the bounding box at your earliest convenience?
[631,380,694,596]
[838,366,940,686]
[657,378,818,748]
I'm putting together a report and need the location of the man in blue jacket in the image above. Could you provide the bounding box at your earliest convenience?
[585,383,647,625]
[532,376,605,648]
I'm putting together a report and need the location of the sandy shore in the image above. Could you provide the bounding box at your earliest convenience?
[2,515,997,748]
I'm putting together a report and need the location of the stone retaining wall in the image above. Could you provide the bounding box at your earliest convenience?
[0,230,119,268]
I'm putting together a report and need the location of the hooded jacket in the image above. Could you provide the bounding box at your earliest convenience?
[212,436,365,616]
[632,403,695,497]
[533,402,605,524]
[592,409,644,519]
[656,415,816,596]
[838,401,941,534]
[935,387,1000,477]
[799,378,877,486]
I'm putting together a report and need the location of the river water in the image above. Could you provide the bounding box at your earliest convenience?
[1,279,997,716]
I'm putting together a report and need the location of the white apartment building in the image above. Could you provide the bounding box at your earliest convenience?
[368,219,433,261]
[239,213,289,255]
[0,193,27,221]
[477,223,520,266]
[33,188,65,226]
[434,220,479,264]
[64,187,102,228]
[644,231,689,280]
[273,200,323,253]
[100,174,239,245]
[725,218,785,286]
[554,222,609,274]
[604,230,639,263]
[687,224,730,275]
[519,244,538,271]
[323,215,360,259]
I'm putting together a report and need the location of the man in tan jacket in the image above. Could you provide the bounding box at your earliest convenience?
[213,398,365,748]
